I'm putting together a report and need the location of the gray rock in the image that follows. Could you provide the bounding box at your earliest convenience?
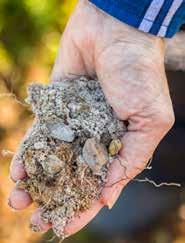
[47,123,75,142]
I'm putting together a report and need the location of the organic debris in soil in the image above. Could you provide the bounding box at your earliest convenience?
[16,77,126,239]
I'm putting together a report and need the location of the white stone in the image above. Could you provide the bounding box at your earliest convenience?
[47,123,75,142]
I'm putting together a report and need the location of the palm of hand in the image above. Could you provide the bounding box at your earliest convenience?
[9,0,174,237]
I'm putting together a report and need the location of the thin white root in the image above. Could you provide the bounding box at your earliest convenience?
[165,32,185,71]
[0,93,29,108]
[1,149,15,157]
[134,177,181,188]
[146,157,153,170]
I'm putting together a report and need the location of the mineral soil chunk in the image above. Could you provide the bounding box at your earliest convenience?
[16,77,126,238]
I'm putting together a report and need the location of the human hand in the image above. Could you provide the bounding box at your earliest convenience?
[9,0,175,237]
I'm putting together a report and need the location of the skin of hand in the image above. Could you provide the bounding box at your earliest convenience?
[9,0,175,237]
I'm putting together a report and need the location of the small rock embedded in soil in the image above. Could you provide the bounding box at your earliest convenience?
[41,154,64,176]
[108,139,123,156]
[16,77,126,239]
[83,138,108,174]
[47,123,75,142]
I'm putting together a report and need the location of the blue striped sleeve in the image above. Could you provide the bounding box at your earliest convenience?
[89,0,185,38]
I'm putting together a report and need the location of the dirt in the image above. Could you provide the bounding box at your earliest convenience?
[16,77,126,239]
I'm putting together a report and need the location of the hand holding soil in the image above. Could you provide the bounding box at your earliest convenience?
[9,0,175,239]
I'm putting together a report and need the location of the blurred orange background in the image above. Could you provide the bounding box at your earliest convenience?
[0,1,77,242]
[0,1,185,243]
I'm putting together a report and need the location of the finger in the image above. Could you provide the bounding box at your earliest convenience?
[30,209,52,232]
[10,155,27,182]
[30,201,103,237]
[64,200,103,237]
[8,188,32,210]
[9,124,36,182]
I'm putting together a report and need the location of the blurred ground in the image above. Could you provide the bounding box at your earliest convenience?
[0,1,185,243]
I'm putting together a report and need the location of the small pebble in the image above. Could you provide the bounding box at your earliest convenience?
[34,142,47,150]
[108,139,123,156]
[82,138,108,174]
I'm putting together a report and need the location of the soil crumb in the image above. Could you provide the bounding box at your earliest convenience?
[16,77,126,239]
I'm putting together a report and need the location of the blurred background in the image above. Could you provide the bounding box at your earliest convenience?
[0,1,185,243]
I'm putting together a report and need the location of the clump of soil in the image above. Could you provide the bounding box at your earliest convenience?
[16,77,126,239]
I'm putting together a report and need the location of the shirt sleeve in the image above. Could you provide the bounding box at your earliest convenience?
[89,0,185,38]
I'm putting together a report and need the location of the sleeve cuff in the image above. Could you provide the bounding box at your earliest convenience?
[89,0,185,38]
